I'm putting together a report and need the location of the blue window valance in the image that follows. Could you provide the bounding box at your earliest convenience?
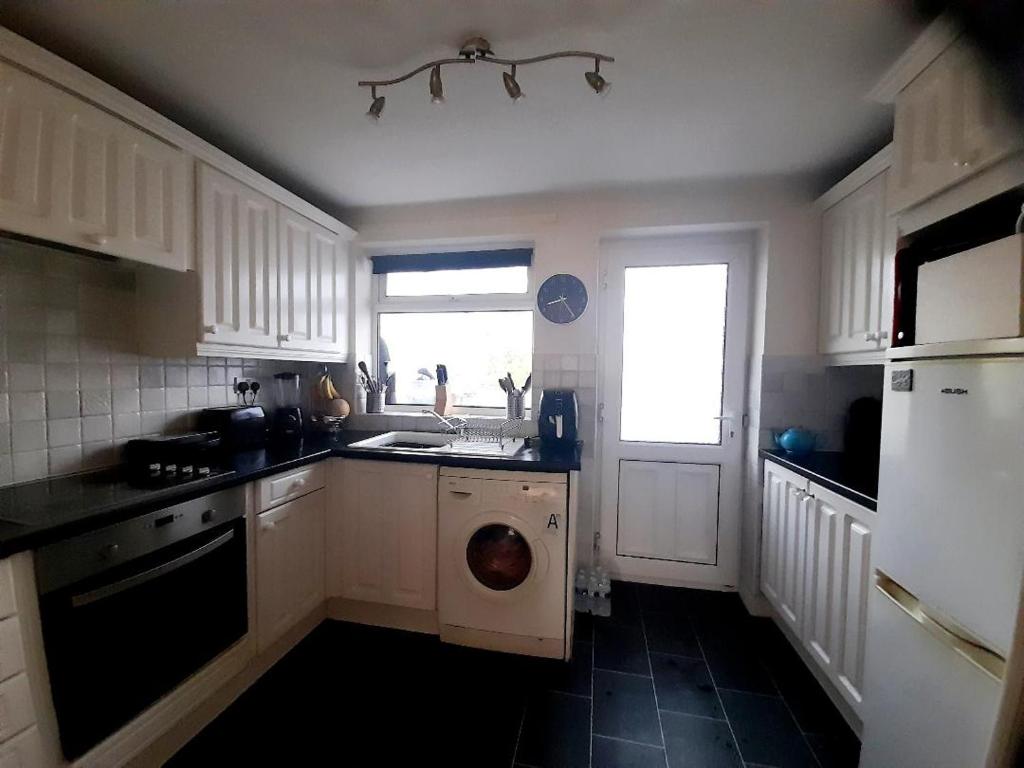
[371,248,533,275]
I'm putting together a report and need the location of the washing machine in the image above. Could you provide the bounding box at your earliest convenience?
[438,467,570,659]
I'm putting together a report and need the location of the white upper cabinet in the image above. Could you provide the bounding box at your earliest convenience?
[819,165,895,358]
[0,61,192,270]
[197,164,279,347]
[889,37,1021,213]
[278,206,349,355]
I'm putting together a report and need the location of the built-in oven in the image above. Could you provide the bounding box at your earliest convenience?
[35,486,248,760]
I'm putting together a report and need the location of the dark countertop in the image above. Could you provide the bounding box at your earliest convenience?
[759,449,878,511]
[0,430,582,556]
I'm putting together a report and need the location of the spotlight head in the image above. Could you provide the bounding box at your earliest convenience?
[503,70,523,102]
[585,70,608,94]
[429,64,444,104]
[367,94,385,121]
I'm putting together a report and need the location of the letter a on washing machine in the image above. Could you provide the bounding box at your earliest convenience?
[547,514,560,530]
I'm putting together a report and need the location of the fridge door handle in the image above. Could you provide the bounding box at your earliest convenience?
[875,570,1006,681]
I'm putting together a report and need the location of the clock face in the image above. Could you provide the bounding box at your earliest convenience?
[537,273,588,324]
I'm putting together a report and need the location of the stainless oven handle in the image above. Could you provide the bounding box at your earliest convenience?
[70,529,236,608]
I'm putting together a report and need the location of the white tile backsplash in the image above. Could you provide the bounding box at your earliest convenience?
[82,415,113,443]
[81,390,112,416]
[10,392,46,422]
[12,421,45,452]
[47,418,81,448]
[8,363,44,392]
[0,238,331,487]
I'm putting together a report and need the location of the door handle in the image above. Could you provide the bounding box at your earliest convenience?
[864,332,879,342]
[71,529,236,607]
[875,571,1005,681]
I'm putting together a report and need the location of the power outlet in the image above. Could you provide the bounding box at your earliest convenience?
[232,378,252,394]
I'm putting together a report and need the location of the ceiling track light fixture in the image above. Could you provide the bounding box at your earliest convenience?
[366,85,385,121]
[358,36,613,120]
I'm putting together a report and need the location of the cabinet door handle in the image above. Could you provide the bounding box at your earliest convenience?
[864,332,878,342]
[260,520,277,531]
[449,490,473,496]
[86,233,109,247]
[292,478,307,489]
[279,334,292,342]
[204,325,219,335]
[877,330,889,340]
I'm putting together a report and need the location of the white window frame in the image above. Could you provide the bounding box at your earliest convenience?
[371,263,535,417]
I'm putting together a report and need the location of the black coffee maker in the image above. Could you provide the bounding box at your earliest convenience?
[538,389,578,446]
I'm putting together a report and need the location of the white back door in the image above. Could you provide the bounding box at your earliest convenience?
[599,233,751,588]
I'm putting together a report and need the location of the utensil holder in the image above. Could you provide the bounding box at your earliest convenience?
[366,391,386,414]
[506,391,526,420]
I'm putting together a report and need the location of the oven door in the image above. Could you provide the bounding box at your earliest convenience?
[38,518,247,759]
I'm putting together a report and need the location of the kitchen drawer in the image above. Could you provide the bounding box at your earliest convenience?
[0,726,44,768]
[0,562,16,621]
[0,675,34,743]
[0,621,25,685]
[256,463,326,512]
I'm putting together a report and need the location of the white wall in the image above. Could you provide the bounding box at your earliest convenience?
[348,176,821,603]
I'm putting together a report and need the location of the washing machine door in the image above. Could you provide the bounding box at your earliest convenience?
[460,514,549,600]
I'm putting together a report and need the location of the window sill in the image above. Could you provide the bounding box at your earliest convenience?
[363,410,530,422]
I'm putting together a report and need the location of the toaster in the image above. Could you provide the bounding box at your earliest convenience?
[197,406,268,450]
[123,431,221,483]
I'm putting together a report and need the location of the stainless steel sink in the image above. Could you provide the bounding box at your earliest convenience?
[347,431,523,456]
[348,432,453,450]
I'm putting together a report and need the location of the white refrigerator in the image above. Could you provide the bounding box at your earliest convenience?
[860,352,1024,767]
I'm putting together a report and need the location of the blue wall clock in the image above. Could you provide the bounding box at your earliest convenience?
[537,273,588,324]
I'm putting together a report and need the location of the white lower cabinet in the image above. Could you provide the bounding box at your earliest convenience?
[761,460,875,719]
[329,459,438,611]
[256,488,326,652]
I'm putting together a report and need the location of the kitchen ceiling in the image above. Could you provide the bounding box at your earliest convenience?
[2,1,925,215]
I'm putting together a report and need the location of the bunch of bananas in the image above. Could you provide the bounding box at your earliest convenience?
[318,372,342,400]
[317,372,350,418]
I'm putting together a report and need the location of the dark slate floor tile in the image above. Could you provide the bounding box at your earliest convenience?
[696,618,777,695]
[650,652,723,719]
[593,670,663,746]
[719,690,818,768]
[806,729,862,768]
[644,611,702,658]
[595,620,649,675]
[661,710,742,768]
[573,610,594,643]
[592,735,667,768]
[529,641,593,697]
[636,582,692,613]
[605,579,642,625]
[515,690,591,768]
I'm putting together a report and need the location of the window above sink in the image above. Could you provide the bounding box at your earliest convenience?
[370,247,535,416]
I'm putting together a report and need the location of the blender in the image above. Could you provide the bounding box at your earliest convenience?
[272,372,304,439]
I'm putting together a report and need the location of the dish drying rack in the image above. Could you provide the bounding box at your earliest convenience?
[433,414,525,449]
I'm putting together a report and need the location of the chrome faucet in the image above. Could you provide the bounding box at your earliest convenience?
[421,410,469,434]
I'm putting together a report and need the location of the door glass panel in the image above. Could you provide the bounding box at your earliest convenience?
[466,524,532,591]
[620,263,728,444]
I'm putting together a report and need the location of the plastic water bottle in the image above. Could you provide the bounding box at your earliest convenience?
[593,568,612,617]
[574,568,592,613]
